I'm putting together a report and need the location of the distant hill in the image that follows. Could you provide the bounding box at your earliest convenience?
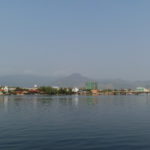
[0,75,58,87]
[52,73,90,87]
[97,79,135,89]
[0,73,90,88]
[0,73,150,89]
[53,74,150,89]
[97,79,150,89]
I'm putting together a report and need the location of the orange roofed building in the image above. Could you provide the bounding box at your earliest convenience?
[91,89,100,95]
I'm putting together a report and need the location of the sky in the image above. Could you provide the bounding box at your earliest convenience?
[0,0,150,80]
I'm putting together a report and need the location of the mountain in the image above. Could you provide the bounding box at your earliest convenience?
[0,75,58,87]
[0,73,150,89]
[52,73,90,87]
[0,73,90,88]
[52,73,150,89]
[52,74,150,89]
[97,79,150,89]
[97,79,135,89]
[53,74,135,89]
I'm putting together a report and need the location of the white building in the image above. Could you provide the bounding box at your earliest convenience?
[3,86,8,93]
[72,87,79,93]
[136,87,149,92]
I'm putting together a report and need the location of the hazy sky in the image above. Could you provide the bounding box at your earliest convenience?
[0,0,150,80]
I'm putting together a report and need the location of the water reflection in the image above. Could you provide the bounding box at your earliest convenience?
[4,96,8,112]
[1,95,150,150]
[1,95,150,112]
[32,96,38,110]
[0,96,9,112]
[72,95,79,106]
[86,96,98,105]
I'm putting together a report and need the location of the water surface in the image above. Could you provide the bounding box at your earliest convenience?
[0,95,150,150]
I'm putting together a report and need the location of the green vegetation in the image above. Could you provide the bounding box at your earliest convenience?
[39,86,73,95]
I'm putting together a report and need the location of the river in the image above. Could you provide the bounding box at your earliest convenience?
[0,95,150,150]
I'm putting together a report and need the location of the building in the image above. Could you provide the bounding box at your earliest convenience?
[3,86,8,93]
[136,87,149,92]
[72,87,79,93]
[85,81,98,90]
[91,89,100,95]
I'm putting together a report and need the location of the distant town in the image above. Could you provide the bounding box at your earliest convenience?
[0,81,150,96]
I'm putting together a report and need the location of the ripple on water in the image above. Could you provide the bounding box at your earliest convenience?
[0,95,150,150]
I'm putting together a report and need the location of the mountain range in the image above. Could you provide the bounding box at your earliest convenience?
[0,73,150,89]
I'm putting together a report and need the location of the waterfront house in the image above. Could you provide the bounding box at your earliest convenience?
[136,87,149,92]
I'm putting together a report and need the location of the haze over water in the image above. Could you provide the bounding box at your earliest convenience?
[0,95,150,150]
